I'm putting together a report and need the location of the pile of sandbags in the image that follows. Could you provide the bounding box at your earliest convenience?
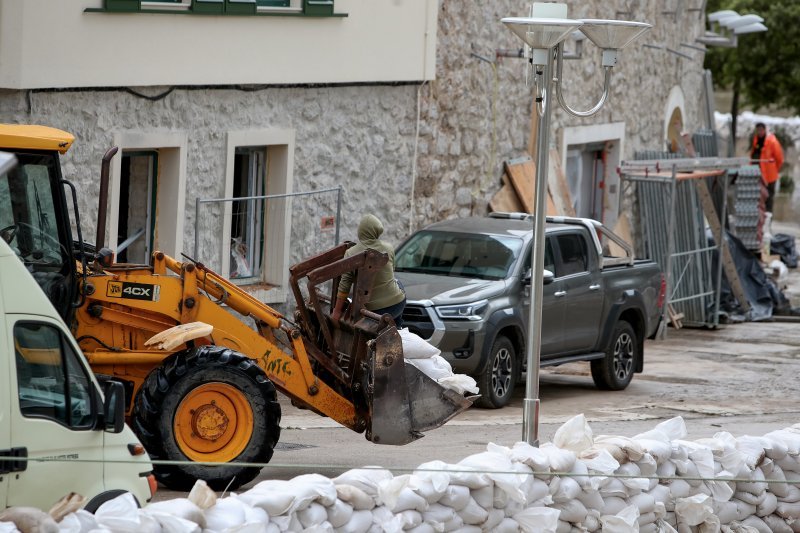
[4,415,800,532]
[399,328,478,395]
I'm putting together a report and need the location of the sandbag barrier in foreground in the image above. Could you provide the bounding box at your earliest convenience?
[4,415,800,532]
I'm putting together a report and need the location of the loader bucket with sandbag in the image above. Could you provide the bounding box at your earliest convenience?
[288,243,473,445]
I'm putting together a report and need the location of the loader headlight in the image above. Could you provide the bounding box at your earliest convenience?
[435,300,489,321]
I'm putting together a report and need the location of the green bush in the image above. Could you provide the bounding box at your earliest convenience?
[780,174,795,193]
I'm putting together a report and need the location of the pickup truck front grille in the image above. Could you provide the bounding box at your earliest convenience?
[402,304,435,340]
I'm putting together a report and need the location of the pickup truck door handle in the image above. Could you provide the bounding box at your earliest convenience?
[589,284,601,290]
[554,290,567,297]
[0,447,27,474]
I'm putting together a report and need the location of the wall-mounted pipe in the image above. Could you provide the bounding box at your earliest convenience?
[96,146,119,249]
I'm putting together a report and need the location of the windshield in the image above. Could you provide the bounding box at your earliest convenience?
[395,230,523,280]
[0,153,66,270]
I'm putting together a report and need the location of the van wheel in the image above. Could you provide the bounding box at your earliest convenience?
[475,335,516,409]
[84,490,137,513]
[131,346,281,492]
[591,320,637,390]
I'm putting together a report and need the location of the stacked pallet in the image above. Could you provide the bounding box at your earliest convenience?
[488,151,575,217]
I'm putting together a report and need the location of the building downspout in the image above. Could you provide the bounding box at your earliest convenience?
[410,0,433,236]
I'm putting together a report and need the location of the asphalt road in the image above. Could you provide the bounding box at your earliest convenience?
[154,219,800,500]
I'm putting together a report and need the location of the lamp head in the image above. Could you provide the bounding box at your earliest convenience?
[708,10,738,22]
[578,19,652,67]
[734,22,767,35]
[725,14,764,28]
[501,17,583,65]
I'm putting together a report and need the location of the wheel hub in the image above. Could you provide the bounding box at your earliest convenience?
[191,404,230,441]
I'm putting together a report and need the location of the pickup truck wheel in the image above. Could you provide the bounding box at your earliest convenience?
[131,345,281,492]
[475,335,516,409]
[591,320,637,390]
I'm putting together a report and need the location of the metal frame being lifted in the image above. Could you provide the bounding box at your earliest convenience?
[619,157,751,331]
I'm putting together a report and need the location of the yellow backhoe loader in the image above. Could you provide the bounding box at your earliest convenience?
[0,124,472,491]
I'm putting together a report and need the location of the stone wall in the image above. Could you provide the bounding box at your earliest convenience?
[0,1,710,286]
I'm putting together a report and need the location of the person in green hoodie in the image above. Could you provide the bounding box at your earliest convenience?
[331,214,406,327]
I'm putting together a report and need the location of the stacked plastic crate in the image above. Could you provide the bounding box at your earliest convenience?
[731,165,766,251]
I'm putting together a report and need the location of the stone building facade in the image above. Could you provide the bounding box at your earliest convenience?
[0,1,709,309]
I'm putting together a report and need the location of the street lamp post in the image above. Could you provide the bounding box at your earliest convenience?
[501,3,651,446]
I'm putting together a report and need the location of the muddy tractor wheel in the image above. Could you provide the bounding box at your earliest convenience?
[591,320,637,391]
[475,335,517,409]
[131,346,281,491]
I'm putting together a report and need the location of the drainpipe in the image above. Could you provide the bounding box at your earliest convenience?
[96,147,118,249]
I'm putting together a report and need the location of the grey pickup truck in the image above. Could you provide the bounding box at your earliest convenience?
[395,213,665,408]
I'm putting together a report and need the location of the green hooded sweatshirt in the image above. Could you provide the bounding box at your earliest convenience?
[337,214,405,311]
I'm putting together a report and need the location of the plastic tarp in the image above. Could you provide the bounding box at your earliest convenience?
[771,233,798,268]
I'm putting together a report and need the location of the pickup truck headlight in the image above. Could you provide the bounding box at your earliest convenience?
[435,300,489,321]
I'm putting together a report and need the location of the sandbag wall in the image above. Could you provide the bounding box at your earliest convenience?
[4,415,800,533]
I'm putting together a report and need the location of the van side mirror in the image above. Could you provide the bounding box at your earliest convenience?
[103,381,126,434]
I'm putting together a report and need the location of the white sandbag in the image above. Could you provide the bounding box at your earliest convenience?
[326,500,354,529]
[598,478,628,499]
[599,504,639,533]
[336,484,376,511]
[583,510,601,532]
[775,454,800,474]
[265,524,280,533]
[551,476,581,503]
[669,479,692,500]
[458,450,526,502]
[482,508,504,531]
[395,510,422,530]
[630,493,656,515]
[741,515,772,533]
[593,435,645,463]
[436,375,479,395]
[756,491,778,517]
[655,417,688,441]
[765,430,800,456]
[399,328,441,359]
[735,491,766,506]
[760,435,789,460]
[512,506,560,533]
[503,499,525,518]
[469,486,493,509]
[422,503,455,525]
[616,462,649,493]
[493,518,520,533]
[378,475,428,513]
[146,512,200,533]
[555,519,571,533]
[634,439,672,465]
[524,478,550,506]
[438,485,470,511]
[57,510,98,533]
[657,460,677,479]
[336,509,373,533]
[441,514,463,532]
[454,498,487,525]
[648,484,671,508]
[762,514,793,533]
[493,485,508,509]
[713,500,739,524]
[0,523,18,533]
[187,480,217,511]
[675,494,714,527]
[552,500,588,524]
[412,461,451,499]
[779,484,800,503]
[567,460,591,490]
[579,448,620,483]
[575,487,604,512]
[146,499,205,528]
[241,474,337,515]
[539,444,576,473]
[405,524,435,533]
[334,469,394,498]
[736,436,768,470]
[405,356,453,382]
[776,501,800,519]
[449,526,480,533]
[601,497,629,516]
[297,502,328,529]
[638,511,657,526]
[96,493,160,533]
[509,442,551,472]
[759,459,790,498]
[699,432,746,474]
[553,414,593,454]
[204,497,264,532]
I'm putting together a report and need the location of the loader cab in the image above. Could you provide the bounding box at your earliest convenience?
[0,125,80,324]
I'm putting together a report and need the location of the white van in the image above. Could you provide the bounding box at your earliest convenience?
[0,183,155,511]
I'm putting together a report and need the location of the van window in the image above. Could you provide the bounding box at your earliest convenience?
[14,322,94,429]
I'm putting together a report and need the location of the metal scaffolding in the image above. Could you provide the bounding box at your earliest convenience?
[619,157,751,330]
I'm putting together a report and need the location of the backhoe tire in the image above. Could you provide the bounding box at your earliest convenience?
[131,345,281,492]
[591,320,637,391]
[475,335,517,409]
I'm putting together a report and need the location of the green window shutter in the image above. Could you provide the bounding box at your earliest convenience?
[191,0,224,13]
[105,0,141,12]
[303,0,333,16]
[256,0,290,6]
[226,0,256,14]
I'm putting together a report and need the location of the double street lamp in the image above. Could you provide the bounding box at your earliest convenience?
[501,3,650,446]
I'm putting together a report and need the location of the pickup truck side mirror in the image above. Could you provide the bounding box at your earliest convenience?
[523,268,555,285]
[103,381,126,434]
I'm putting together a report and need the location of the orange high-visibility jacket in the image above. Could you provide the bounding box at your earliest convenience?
[751,132,785,184]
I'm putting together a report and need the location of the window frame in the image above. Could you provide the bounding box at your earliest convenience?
[93,0,344,16]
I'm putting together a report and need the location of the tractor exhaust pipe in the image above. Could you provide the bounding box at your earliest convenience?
[96,146,118,249]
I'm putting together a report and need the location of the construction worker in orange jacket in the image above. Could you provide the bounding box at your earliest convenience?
[750,122,785,213]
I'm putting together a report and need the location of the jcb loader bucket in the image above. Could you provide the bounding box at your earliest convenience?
[366,326,473,445]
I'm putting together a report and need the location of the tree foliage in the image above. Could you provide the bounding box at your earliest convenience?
[704,0,800,114]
